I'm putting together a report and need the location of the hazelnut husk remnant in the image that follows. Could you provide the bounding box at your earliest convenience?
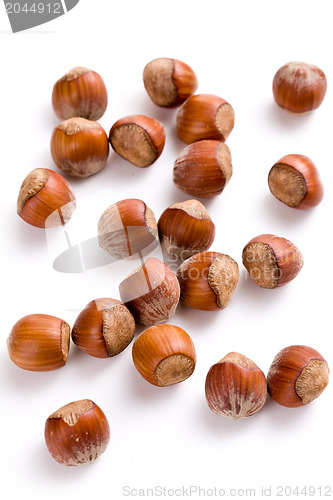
[267,345,329,407]
[242,234,304,288]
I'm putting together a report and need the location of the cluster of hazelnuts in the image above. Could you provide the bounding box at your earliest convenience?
[9,58,329,467]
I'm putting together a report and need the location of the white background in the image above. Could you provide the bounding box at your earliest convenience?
[1,1,332,499]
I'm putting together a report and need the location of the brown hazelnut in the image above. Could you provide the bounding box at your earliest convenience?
[268,154,324,209]
[119,257,180,325]
[176,94,235,144]
[45,399,110,466]
[242,234,304,288]
[50,118,109,178]
[272,61,327,114]
[177,251,239,311]
[143,57,198,107]
[72,298,135,358]
[109,115,166,167]
[7,314,70,372]
[132,324,196,386]
[173,140,232,198]
[205,352,267,419]
[17,168,76,228]
[267,345,329,407]
[52,66,108,121]
[97,199,159,259]
[158,199,215,259]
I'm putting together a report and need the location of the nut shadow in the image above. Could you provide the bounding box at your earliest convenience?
[195,391,269,438]
[30,441,98,480]
[265,101,314,130]
[261,192,316,228]
[235,269,285,306]
[12,212,47,251]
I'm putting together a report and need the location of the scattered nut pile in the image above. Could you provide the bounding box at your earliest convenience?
[9,58,329,467]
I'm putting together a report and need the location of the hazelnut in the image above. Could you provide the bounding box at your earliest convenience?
[119,257,180,325]
[176,251,239,311]
[50,118,109,178]
[205,352,267,419]
[7,314,70,372]
[242,234,304,289]
[267,345,329,408]
[52,66,108,121]
[109,115,166,167]
[158,199,215,259]
[45,399,110,466]
[72,298,135,358]
[268,154,324,209]
[132,324,196,387]
[17,168,76,228]
[272,61,327,114]
[176,94,235,144]
[143,57,198,107]
[173,140,232,198]
[97,199,159,259]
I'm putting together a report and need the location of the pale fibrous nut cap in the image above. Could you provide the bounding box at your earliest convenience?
[56,117,103,135]
[17,168,48,215]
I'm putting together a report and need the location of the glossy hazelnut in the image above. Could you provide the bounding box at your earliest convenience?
[98,199,159,259]
[132,324,196,387]
[176,94,235,144]
[205,352,267,419]
[7,314,70,372]
[242,234,304,289]
[173,140,232,198]
[50,118,109,178]
[72,298,135,358]
[109,115,165,167]
[143,58,198,107]
[52,66,108,121]
[177,251,239,311]
[45,399,110,466]
[158,199,215,260]
[272,61,327,114]
[268,154,324,209]
[267,345,329,408]
[17,168,76,228]
[119,257,180,325]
